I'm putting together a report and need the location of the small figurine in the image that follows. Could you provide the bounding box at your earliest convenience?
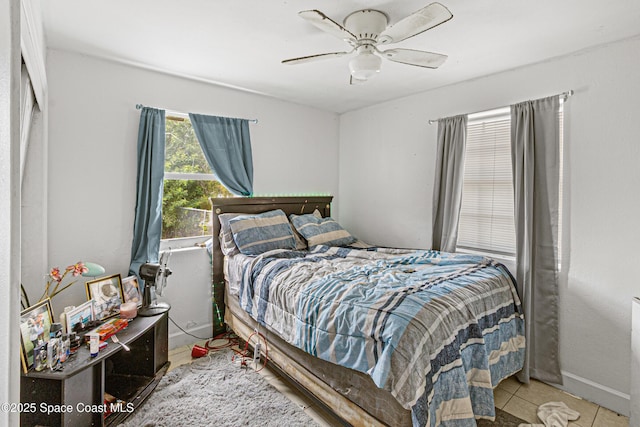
[34,341,47,372]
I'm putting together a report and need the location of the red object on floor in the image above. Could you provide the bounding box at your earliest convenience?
[191,345,208,358]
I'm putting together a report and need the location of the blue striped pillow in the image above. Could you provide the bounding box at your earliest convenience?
[218,213,244,256]
[229,209,296,255]
[290,213,356,248]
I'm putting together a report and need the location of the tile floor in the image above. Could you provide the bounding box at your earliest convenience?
[494,376,628,427]
[169,341,629,427]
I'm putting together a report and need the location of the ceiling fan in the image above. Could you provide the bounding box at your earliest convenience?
[282,2,453,84]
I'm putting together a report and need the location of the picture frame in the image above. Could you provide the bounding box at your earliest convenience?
[65,299,95,334]
[86,274,124,321]
[19,298,54,373]
[121,275,142,307]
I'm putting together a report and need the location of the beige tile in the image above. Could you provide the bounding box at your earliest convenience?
[167,350,193,372]
[503,395,540,424]
[515,380,598,427]
[168,344,189,357]
[497,375,522,394]
[256,365,281,383]
[592,406,630,427]
[168,348,191,363]
[493,387,513,410]
[514,379,556,404]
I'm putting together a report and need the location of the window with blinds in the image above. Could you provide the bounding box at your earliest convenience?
[457,105,564,258]
[457,108,515,256]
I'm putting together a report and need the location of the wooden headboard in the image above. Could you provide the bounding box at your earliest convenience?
[209,195,333,286]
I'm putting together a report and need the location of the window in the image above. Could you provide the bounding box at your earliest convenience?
[162,115,231,241]
[457,105,563,258]
[457,107,514,256]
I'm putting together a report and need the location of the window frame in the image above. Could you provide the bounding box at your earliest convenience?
[160,114,222,250]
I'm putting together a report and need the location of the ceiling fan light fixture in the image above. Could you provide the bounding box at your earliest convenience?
[348,52,382,81]
[284,3,453,81]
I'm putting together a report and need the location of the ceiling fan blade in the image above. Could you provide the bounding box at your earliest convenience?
[282,51,351,65]
[381,48,448,68]
[298,10,357,42]
[378,2,453,44]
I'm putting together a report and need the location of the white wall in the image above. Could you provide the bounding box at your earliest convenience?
[20,0,49,297]
[38,49,339,347]
[1,0,22,421]
[338,36,640,415]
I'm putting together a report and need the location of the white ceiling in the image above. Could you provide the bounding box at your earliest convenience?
[40,0,640,113]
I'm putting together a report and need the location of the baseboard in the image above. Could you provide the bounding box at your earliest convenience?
[557,370,630,416]
[168,321,213,350]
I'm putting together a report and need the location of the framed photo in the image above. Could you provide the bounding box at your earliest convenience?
[86,274,124,321]
[19,299,54,373]
[121,275,142,307]
[65,299,95,334]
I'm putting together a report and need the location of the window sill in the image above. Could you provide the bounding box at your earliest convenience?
[456,248,516,274]
[160,236,211,252]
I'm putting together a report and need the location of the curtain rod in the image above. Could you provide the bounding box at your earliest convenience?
[427,90,573,125]
[135,104,258,124]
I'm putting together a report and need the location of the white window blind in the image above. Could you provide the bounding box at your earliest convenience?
[457,105,564,258]
[457,108,515,256]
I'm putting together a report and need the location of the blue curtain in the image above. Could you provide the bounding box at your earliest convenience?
[129,107,166,280]
[188,114,253,196]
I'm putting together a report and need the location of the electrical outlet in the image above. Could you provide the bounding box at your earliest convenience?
[253,342,262,363]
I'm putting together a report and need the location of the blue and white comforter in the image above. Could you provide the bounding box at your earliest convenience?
[237,246,525,427]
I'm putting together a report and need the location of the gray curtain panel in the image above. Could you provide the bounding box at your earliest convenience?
[511,96,562,384]
[129,107,166,282]
[432,115,467,252]
[188,114,254,196]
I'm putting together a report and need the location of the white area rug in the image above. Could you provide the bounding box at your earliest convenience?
[119,349,317,427]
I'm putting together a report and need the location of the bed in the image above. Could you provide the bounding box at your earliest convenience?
[209,196,525,427]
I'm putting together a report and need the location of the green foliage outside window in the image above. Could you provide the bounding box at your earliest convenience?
[162,118,231,239]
